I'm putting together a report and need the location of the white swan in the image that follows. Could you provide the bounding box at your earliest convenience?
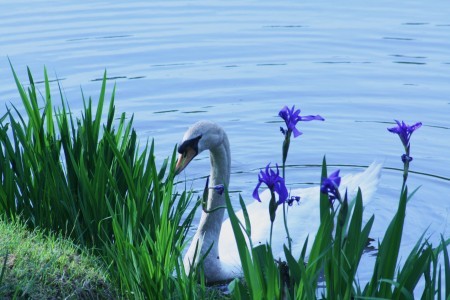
[175,120,382,283]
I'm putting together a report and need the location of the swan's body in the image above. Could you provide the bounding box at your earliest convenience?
[175,121,382,283]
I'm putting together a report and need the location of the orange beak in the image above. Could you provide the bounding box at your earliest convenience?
[174,147,197,175]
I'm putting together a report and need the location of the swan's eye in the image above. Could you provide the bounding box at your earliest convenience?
[183,152,187,158]
[178,135,201,155]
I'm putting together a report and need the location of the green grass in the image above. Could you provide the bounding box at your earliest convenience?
[0,217,117,299]
[0,63,205,299]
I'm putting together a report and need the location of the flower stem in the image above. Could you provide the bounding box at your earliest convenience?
[270,220,274,248]
[401,146,411,192]
[281,132,292,252]
[281,195,292,251]
[268,191,277,248]
[402,161,409,192]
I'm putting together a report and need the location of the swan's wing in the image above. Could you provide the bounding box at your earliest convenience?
[219,187,319,262]
[219,197,271,268]
[340,162,382,206]
[219,162,382,264]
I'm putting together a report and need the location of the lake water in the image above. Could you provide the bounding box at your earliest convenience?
[1,0,449,294]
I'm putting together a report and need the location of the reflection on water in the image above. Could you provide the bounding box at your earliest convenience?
[91,76,127,81]
[0,0,449,293]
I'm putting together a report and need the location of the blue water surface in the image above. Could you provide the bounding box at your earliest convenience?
[1,0,449,293]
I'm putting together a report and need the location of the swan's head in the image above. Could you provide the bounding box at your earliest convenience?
[175,121,226,175]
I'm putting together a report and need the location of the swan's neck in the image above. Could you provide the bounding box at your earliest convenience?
[184,135,232,282]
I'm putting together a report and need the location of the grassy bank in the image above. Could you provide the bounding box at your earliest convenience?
[0,217,117,299]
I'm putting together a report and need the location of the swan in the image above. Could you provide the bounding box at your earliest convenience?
[175,120,382,283]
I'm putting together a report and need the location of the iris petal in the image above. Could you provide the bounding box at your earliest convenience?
[275,179,288,204]
[387,120,422,148]
[321,169,342,205]
[279,105,324,139]
[252,181,263,202]
[300,115,325,121]
[253,163,288,204]
[292,127,303,138]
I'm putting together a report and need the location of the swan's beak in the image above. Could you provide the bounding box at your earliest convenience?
[174,148,197,175]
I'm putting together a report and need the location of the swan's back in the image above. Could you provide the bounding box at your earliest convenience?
[219,162,382,267]
[340,162,382,206]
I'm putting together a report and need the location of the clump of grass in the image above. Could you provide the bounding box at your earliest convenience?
[0,217,118,299]
[0,62,134,249]
[102,156,206,299]
[0,63,205,299]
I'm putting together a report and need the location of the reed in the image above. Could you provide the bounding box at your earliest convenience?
[0,64,204,299]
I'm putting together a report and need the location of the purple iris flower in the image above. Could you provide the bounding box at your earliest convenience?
[320,169,342,204]
[210,184,225,195]
[401,154,413,163]
[253,163,288,204]
[287,196,301,206]
[279,105,324,138]
[387,120,422,149]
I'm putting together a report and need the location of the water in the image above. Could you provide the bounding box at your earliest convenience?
[1,0,449,293]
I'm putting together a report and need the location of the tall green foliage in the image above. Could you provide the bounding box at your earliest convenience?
[0,65,204,298]
[226,157,450,299]
[0,64,131,247]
